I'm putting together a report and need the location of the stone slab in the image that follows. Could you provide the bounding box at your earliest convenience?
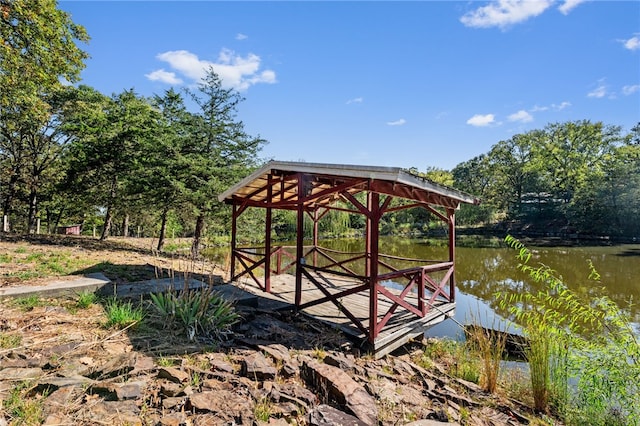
[0,273,111,299]
[210,283,258,307]
[97,277,207,299]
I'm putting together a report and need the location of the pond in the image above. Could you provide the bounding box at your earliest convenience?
[205,236,640,340]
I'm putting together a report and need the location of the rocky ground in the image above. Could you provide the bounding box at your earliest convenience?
[0,235,539,425]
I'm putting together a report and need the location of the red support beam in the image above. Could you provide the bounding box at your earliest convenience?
[313,209,319,267]
[448,208,456,302]
[230,203,238,281]
[295,175,305,307]
[368,191,380,342]
[264,175,273,292]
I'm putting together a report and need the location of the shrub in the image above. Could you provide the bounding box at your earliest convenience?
[150,286,239,341]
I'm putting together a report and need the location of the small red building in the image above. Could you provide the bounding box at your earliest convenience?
[57,224,81,235]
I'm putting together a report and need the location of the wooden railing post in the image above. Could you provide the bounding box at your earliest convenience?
[265,176,273,293]
[448,208,456,302]
[230,204,237,281]
[419,268,425,315]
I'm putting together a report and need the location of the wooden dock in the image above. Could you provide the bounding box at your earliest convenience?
[233,270,456,358]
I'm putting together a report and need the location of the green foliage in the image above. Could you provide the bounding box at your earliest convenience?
[499,235,640,424]
[254,396,273,422]
[0,0,89,231]
[0,332,22,349]
[416,338,481,384]
[3,382,47,425]
[150,286,239,341]
[103,298,144,329]
[465,318,507,393]
[75,291,97,309]
[14,295,42,312]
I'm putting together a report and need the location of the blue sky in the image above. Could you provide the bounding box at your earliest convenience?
[60,1,640,171]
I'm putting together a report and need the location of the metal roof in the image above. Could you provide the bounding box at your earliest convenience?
[218,160,480,210]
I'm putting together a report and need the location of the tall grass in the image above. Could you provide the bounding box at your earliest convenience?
[104,297,144,329]
[499,235,640,424]
[465,315,507,393]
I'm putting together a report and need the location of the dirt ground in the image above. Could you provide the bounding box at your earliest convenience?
[0,234,225,288]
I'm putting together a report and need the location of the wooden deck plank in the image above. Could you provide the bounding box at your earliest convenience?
[232,269,455,358]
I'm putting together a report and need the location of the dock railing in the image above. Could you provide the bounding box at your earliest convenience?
[232,244,454,338]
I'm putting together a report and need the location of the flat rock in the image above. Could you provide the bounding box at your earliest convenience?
[276,383,318,409]
[158,367,190,384]
[115,381,145,400]
[307,404,369,426]
[301,358,377,425]
[81,400,141,425]
[188,389,253,421]
[242,351,277,381]
[324,352,357,373]
[39,375,93,388]
[159,412,188,426]
[0,367,43,381]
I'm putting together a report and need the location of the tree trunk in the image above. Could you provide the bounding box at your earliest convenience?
[101,176,118,241]
[1,173,20,230]
[122,214,129,237]
[191,213,205,258]
[52,207,65,234]
[100,205,112,241]
[27,188,38,234]
[157,207,169,251]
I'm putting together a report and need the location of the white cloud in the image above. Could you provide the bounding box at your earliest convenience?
[587,81,608,98]
[622,35,640,51]
[236,33,248,41]
[552,101,571,110]
[460,0,553,29]
[346,97,363,104]
[623,85,640,95]
[148,48,277,91]
[530,105,549,112]
[558,0,586,15]
[508,110,533,123]
[387,119,406,126]
[145,69,183,85]
[467,114,495,127]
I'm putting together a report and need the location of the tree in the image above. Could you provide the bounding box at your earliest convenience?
[536,121,624,205]
[64,88,159,240]
[452,155,496,225]
[488,131,543,218]
[144,89,195,250]
[0,0,88,230]
[184,68,266,257]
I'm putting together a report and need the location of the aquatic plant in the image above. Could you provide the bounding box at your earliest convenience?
[499,235,640,425]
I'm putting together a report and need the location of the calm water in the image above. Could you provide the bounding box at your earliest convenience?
[208,236,640,339]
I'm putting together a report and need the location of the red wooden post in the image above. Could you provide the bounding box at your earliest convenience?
[419,268,425,315]
[368,191,380,342]
[448,208,456,302]
[264,175,272,293]
[313,209,319,267]
[230,203,237,281]
[295,174,305,307]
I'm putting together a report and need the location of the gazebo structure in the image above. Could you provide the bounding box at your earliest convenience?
[218,161,480,357]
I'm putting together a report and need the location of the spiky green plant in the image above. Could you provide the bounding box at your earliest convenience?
[150,287,239,341]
